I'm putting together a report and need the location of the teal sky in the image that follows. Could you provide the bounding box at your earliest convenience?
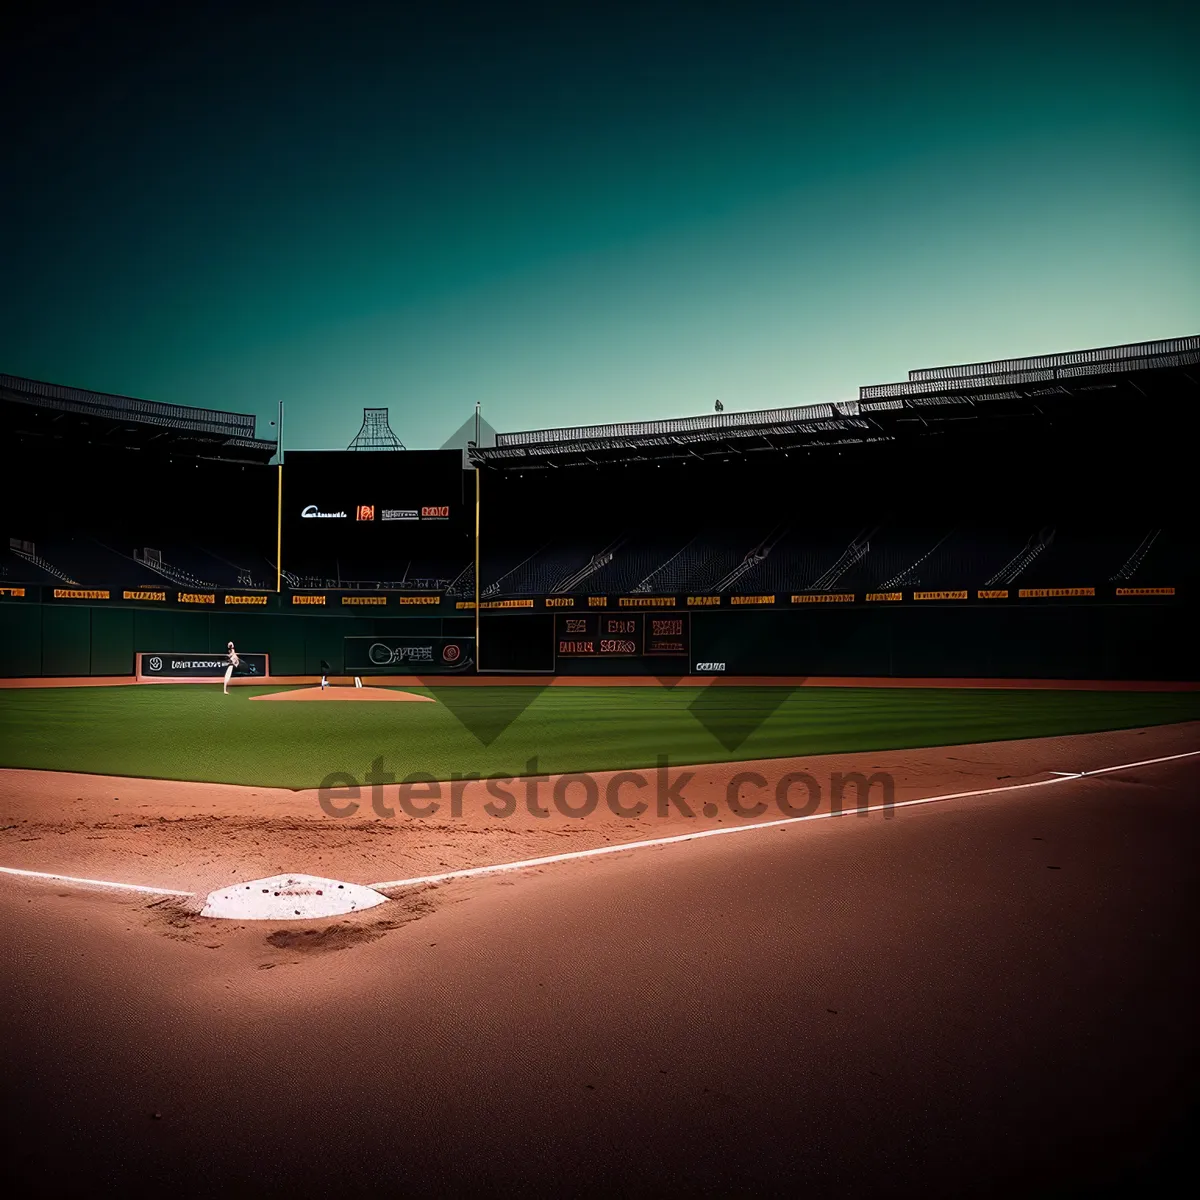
[2,1,1197,452]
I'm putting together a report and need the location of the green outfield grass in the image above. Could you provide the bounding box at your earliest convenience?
[1,684,1198,788]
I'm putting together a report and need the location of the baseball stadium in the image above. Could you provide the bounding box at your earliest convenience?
[2,334,1199,1194]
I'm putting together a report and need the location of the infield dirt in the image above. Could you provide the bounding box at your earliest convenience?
[2,721,1196,904]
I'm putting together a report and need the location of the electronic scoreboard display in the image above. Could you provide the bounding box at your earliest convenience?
[282,450,465,528]
[280,449,469,574]
[555,613,689,658]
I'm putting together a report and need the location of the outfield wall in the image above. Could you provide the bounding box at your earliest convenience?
[0,599,1193,681]
[0,602,473,678]
[687,606,1198,681]
[490,605,1197,681]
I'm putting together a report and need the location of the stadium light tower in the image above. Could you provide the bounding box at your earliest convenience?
[348,408,405,450]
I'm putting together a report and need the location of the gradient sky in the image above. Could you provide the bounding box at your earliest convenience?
[2,0,1197,454]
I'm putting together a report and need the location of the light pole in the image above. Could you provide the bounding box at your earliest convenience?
[274,401,284,593]
[473,401,481,670]
[474,459,481,668]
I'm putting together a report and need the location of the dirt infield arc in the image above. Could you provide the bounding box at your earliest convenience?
[250,686,434,702]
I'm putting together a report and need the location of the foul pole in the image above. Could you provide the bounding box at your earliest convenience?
[275,400,284,593]
[474,463,480,667]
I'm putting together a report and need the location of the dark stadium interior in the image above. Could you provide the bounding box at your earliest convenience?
[2,440,279,591]
[5,340,1196,603]
[473,424,1195,600]
[5,451,1189,599]
[2,338,1196,684]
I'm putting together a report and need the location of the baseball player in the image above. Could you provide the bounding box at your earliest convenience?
[319,661,361,689]
[223,642,240,694]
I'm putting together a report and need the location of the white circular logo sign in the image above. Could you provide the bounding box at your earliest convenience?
[149,657,162,671]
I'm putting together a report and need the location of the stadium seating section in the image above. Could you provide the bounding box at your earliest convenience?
[3,340,1195,599]
[3,459,1192,596]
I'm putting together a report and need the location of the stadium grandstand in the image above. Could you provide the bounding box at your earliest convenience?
[468,334,1198,601]
[2,334,1196,607]
[1,373,277,463]
[2,373,279,592]
[472,334,1198,467]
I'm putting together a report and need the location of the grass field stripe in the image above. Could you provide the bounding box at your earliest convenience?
[0,865,192,896]
[367,748,1200,891]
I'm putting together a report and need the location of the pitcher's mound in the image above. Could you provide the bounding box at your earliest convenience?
[252,686,434,702]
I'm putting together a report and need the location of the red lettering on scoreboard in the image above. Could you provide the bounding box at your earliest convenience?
[604,618,637,634]
[600,639,637,654]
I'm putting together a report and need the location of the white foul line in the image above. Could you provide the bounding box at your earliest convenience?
[1,749,1196,902]
[367,748,1200,892]
[0,865,192,896]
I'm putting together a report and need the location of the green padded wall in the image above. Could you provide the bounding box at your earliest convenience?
[39,606,91,676]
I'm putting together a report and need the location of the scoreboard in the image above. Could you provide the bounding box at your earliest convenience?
[555,613,689,658]
[282,450,467,533]
[280,449,469,572]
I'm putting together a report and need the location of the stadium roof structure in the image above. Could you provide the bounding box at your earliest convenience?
[469,334,1200,470]
[0,373,278,464]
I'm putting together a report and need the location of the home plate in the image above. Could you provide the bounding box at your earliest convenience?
[200,874,388,920]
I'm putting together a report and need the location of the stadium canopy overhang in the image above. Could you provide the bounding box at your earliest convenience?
[0,373,277,465]
[469,335,1199,471]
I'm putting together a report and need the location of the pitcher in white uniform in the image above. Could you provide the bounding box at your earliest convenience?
[224,642,240,694]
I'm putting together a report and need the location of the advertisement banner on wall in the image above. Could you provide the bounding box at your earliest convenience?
[343,636,475,673]
[50,588,111,601]
[137,652,268,679]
